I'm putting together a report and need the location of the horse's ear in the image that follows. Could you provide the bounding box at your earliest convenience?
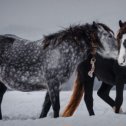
[93,21,97,29]
[119,20,123,27]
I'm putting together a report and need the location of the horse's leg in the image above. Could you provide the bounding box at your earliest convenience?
[97,82,115,108]
[0,82,7,120]
[77,59,95,116]
[83,76,95,116]
[115,83,124,113]
[48,81,60,118]
[40,91,51,118]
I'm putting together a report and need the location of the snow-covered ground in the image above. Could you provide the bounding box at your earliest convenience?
[0,91,126,126]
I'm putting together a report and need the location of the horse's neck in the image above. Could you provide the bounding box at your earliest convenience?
[95,54,116,84]
[95,53,126,84]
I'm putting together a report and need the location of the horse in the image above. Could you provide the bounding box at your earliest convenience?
[117,21,126,66]
[0,22,117,119]
[62,20,126,117]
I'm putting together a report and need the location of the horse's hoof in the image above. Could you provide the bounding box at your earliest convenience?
[54,114,59,118]
[39,114,47,118]
[112,106,123,113]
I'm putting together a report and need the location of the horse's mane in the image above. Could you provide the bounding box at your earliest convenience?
[43,22,113,50]
[97,23,114,35]
[117,22,126,49]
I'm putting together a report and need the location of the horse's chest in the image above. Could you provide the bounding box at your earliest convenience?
[95,56,116,85]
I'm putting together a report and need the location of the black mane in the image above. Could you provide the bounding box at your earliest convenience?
[97,23,114,35]
[43,22,113,51]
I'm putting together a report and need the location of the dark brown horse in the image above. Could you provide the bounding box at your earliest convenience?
[62,20,126,117]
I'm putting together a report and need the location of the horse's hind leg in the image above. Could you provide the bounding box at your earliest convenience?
[97,82,115,108]
[48,81,60,118]
[83,76,95,116]
[0,82,7,120]
[40,91,51,118]
[77,59,95,116]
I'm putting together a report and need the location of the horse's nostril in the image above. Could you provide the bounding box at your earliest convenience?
[119,61,125,66]
[120,62,123,65]
[123,58,125,63]
[109,35,112,38]
[123,58,125,62]
[119,58,126,66]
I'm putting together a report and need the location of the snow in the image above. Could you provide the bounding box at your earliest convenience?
[0,91,126,126]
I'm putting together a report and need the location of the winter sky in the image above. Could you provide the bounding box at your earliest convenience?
[0,0,126,40]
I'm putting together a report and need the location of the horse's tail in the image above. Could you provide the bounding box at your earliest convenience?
[62,73,84,117]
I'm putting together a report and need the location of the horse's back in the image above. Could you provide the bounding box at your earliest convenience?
[0,34,47,91]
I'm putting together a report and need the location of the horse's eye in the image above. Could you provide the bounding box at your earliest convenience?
[108,34,112,38]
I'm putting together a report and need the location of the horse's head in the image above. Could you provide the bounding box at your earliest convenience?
[93,22,118,59]
[117,20,126,66]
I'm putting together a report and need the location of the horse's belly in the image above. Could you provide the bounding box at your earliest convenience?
[95,71,115,85]
[0,70,47,91]
[3,79,47,92]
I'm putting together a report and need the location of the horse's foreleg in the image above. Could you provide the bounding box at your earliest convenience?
[83,76,95,116]
[40,91,51,118]
[48,83,60,118]
[115,83,124,113]
[0,82,7,120]
[97,82,115,107]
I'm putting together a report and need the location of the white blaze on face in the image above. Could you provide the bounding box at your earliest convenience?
[122,34,126,43]
[118,34,126,66]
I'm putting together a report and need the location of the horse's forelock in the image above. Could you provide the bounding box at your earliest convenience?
[97,23,114,35]
[117,23,126,50]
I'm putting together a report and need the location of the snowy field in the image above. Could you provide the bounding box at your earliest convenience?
[0,91,126,126]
